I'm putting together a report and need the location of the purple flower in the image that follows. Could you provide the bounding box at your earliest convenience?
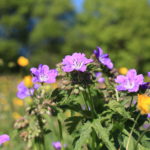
[143,123,150,129]
[148,114,150,118]
[115,69,144,92]
[17,82,40,99]
[52,141,62,150]
[94,47,113,69]
[140,82,150,90]
[0,134,10,145]
[17,82,31,99]
[30,64,58,83]
[95,72,105,83]
[62,53,93,72]
[148,72,150,77]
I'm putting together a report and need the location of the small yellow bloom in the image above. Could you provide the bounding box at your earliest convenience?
[23,75,33,87]
[118,67,128,75]
[17,56,29,67]
[13,98,24,106]
[12,112,22,120]
[137,94,150,114]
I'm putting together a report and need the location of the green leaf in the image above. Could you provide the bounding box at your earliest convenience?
[65,116,83,134]
[74,122,92,150]
[106,100,131,119]
[92,118,116,150]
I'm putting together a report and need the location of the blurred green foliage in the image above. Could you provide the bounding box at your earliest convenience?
[65,0,150,73]
[0,0,150,73]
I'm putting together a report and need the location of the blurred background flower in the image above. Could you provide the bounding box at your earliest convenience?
[17,56,29,67]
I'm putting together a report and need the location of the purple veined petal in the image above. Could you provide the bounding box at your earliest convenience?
[115,75,126,83]
[30,67,37,74]
[126,69,137,80]
[100,54,109,59]
[94,47,113,69]
[116,85,127,91]
[135,74,144,85]
[0,134,10,145]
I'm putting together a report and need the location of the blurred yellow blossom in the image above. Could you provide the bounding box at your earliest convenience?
[23,75,33,87]
[118,67,128,75]
[137,94,150,114]
[13,98,24,107]
[12,112,22,120]
[17,56,29,67]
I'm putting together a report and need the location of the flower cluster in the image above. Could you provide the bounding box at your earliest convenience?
[15,46,150,150]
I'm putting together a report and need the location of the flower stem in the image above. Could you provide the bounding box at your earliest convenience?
[58,119,64,150]
[126,113,140,150]
[115,88,119,101]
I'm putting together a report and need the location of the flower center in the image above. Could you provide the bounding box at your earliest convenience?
[39,74,48,82]
[73,60,83,69]
[125,80,135,89]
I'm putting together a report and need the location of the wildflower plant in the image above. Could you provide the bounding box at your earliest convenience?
[14,47,150,150]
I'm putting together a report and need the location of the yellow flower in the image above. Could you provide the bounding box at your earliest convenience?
[137,94,150,114]
[13,98,24,106]
[118,67,128,75]
[12,112,22,120]
[17,56,29,67]
[23,75,33,87]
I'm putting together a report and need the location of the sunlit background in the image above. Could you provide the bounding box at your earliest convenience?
[0,0,150,149]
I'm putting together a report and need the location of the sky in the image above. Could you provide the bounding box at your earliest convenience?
[72,0,84,12]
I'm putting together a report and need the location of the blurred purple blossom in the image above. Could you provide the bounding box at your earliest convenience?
[115,69,144,92]
[52,141,62,150]
[148,72,150,77]
[95,72,105,83]
[17,82,31,99]
[17,82,40,99]
[62,53,93,72]
[30,64,58,83]
[94,47,113,69]
[0,134,10,145]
